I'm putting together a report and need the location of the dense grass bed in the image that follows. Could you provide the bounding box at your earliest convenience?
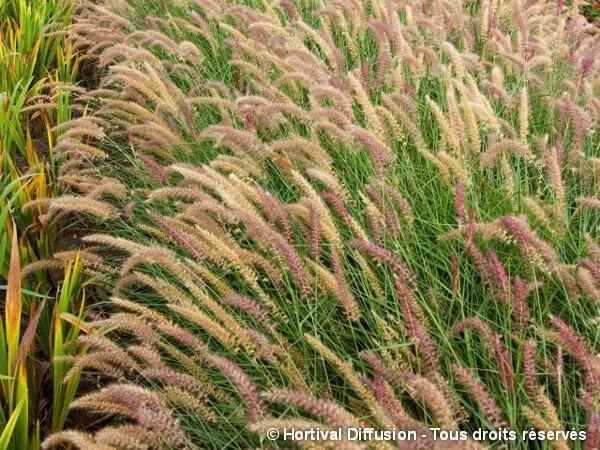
[0,1,85,448]
[17,0,600,449]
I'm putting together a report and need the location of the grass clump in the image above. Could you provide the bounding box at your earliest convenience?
[0,0,90,448]
[39,0,600,449]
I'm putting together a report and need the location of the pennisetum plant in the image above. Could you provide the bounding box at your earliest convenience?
[29,0,600,448]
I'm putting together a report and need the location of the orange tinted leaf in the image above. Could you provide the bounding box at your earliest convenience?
[14,297,46,370]
[5,221,22,363]
[59,312,93,335]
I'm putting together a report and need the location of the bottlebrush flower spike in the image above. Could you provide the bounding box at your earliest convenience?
[451,253,459,296]
[242,212,311,299]
[522,340,538,399]
[360,374,424,431]
[136,406,187,448]
[361,352,450,429]
[426,95,461,155]
[558,96,592,152]
[47,196,119,221]
[71,384,187,447]
[141,367,207,398]
[556,346,564,390]
[360,59,371,95]
[500,215,557,264]
[450,318,514,392]
[351,240,415,285]
[305,335,395,430]
[584,409,598,450]
[95,425,162,449]
[148,211,205,264]
[394,277,439,375]
[359,351,387,379]
[519,86,529,141]
[493,334,515,393]
[308,206,321,260]
[450,317,494,344]
[555,135,564,168]
[510,276,541,332]
[380,184,413,224]
[397,372,457,429]
[352,128,395,175]
[279,0,298,21]
[451,363,505,429]
[522,389,566,450]
[586,236,600,263]
[581,55,595,78]
[548,316,600,396]
[464,212,494,286]
[223,294,275,331]
[365,186,401,236]
[480,139,535,169]
[246,330,277,363]
[331,247,360,322]
[386,93,419,121]
[577,197,600,212]
[375,49,391,89]
[577,266,600,303]
[207,355,266,422]
[486,248,508,300]
[43,430,133,449]
[321,192,368,240]
[261,389,359,428]
[364,205,384,242]
[581,259,600,285]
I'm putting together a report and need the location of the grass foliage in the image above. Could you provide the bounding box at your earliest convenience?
[25,0,600,449]
[0,0,87,448]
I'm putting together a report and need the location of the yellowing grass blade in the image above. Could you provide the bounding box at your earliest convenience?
[59,312,92,335]
[5,221,21,376]
[14,363,28,450]
[24,129,39,168]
